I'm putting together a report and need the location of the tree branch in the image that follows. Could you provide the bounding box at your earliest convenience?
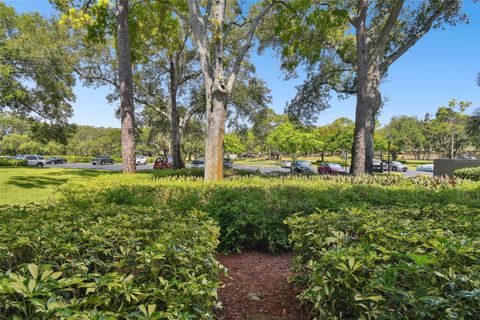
[374,0,404,58]
[381,0,455,73]
[227,2,274,92]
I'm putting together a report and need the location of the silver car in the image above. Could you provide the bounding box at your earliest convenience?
[281,160,292,168]
[384,161,408,172]
[188,160,205,169]
[16,155,47,167]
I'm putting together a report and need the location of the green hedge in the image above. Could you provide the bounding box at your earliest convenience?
[0,158,27,167]
[0,204,222,318]
[58,175,480,252]
[286,207,480,319]
[454,167,480,181]
[152,167,261,179]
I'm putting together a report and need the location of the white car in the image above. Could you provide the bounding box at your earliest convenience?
[16,155,47,167]
[136,155,148,165]
[188,160,205,168]
[384,161,408,172]
[281,160,292,168]
[416,164,434,172]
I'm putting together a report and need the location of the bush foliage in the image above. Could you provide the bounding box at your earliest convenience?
[0,203,222,319]
[286,207,480,319]
[0,158,27,166]
[58,174,479,252]
[454,167,480,181]
[1,173,479,319]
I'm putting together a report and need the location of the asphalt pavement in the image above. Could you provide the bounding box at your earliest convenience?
[46,162,433,177]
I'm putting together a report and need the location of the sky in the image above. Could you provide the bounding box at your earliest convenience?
[4,0,480,128]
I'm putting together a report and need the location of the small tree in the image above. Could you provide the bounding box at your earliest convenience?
[266,121,319,161]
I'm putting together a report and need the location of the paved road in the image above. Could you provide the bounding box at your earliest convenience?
[45,162,154,172]
[46,162,432,177]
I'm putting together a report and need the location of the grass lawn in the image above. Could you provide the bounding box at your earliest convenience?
[0,167,117,205]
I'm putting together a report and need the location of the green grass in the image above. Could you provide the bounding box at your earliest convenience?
[0,167,117,205]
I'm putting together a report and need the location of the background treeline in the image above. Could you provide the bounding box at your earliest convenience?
[3,96,478,161]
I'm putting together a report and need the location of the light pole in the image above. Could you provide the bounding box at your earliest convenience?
[387,134,393,174]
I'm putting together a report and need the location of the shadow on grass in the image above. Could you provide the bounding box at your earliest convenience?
[5,169,116,189]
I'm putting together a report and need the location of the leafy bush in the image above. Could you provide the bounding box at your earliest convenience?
[0,203,222,319]
[58,174,480,252]
[454,167,480,181]
[0,158,27,167]
[286,207,480,319]
[152,167,261,179]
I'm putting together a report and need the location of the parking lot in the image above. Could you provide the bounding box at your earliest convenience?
[46,162,433,177]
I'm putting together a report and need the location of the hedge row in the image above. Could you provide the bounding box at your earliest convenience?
[286,206,480,319]
[58,174,480,252]
[0,158,27,167]
[0,203,222,319]
[454,167,480,181]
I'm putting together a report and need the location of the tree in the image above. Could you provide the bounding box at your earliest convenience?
[224,133,246,156]
[466,107,480,150]
[57,0,137,173]
[384,116,426,160]
[0,3,76,139]
[270,0,468,174]
[266,121,320,161]
[430,99,471,158]
[175,0,275,180]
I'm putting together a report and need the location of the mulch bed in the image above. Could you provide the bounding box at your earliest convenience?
[215,251,310,320]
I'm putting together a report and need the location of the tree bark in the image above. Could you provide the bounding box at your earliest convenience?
[116,0,136,173]
[169,56,185,169]
[351,0,369,175]
[204,87,228,180]
[364,64,382,173]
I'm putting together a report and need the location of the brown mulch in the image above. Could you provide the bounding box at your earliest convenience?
[215,251,310,320]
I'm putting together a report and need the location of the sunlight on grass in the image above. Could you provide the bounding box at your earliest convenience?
[0,167,118,205]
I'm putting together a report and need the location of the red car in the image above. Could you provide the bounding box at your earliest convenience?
[317,163,347,175]
[154,156,173,169]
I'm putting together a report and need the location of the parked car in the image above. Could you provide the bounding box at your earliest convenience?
[384,160,408,172]
[317,162,347,175]
[416,163,434,172]
[153,156,173,169]
[281,160,292,168]
[291,160,315,174]
[46,156,67,164]
[223,158,233,169]
[91,156,114,165]
[16,155,47,167]
[459,153,477,160]
[136,155,148,165]
[188,159,205,169]
[372,159,387,172]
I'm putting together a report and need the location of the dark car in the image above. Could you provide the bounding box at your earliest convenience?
[46,157,67,164]
[373,160,387,172]
[317,162,347,175]
[223,158,233,169]
[91,156,114,165]
[154,156,173,169]
[291,160,315,174]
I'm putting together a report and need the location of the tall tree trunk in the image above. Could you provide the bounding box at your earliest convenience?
[204,86,228,180]
[169,56,184,169]
[364,64,382,174]
[116,0,136,173]
[351,0,369,175]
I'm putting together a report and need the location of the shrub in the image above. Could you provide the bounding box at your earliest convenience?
[454,167,480,181]
[0,203,222,319]
[152,168,261,179]
[0,158,27,167]
[286,207,480,319]
[58,174,480,252]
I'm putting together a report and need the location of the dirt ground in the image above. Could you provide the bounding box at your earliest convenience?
[215,251,310,320]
